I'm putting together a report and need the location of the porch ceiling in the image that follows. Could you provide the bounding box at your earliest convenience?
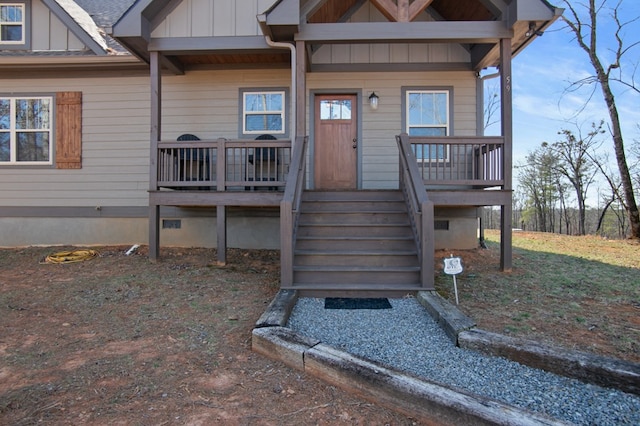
[306,0,495,24]
[179,53,290,67]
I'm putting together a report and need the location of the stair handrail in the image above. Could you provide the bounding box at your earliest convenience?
[280,136,309,286]
[396,133,435,289]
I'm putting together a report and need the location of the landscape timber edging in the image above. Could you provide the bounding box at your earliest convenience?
[457,328,640,396]
[251,289,639,424]
[416,290,640,396]
[252,325,567,426]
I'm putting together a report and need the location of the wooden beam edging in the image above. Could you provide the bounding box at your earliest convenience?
[416,291,476,343]
[254,289,299,328]
[417,291,640,396]
[252,326,568,426]
[458,329,640,397]
[253,290,637,423]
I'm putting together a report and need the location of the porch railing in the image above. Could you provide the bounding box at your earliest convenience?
[396,133,435,290]
[409,136,504,187]
[280,136,309,287]
[156,138,292,190]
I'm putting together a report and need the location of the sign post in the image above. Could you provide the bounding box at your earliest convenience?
[443,254,463,305]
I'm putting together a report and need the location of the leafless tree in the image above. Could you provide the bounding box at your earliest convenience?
[484,79,501,131]
[517,144,563,232]
[561,0,640,238]
[552,121,603,234]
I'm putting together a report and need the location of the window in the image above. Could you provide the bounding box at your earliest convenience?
[0,3,24,44]
[405,89,450,161]
[0,96,53,164]
[242,90,285,135]
[320,99,352,120]
[0,92,82,168]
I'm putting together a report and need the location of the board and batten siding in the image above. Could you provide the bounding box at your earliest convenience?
[31,0,87,52]
[313,2,470,66]
[151,0,278,38]
[307,71,478,189]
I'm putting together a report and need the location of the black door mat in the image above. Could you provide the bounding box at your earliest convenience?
[324,297,392,310]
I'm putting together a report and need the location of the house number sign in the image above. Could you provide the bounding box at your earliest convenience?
[443,256,463,275]
[443,255,463,305]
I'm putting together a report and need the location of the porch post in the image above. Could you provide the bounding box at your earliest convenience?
[149,51,161,260]
[296,40,307,138]
[499,38,513,271]
[216,137,227,265]
[216,205,227,265]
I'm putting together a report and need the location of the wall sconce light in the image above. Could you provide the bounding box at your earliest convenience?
[369,92,379,110]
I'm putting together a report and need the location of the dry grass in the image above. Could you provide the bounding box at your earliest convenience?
[435,230,640,363]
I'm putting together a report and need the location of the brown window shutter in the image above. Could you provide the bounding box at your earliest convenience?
[55,91,82,169]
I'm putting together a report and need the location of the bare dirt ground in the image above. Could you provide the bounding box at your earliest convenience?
[0,246,419,425]
[1,236,638,425]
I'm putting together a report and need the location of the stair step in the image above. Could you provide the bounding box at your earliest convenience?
[297,223,413,237]
[289,189,424,292]
[302,190,404,202]
[298,212,410,225]
[287,283,424,292]
[300,201,406,213]
[295,236,416,251]
[293,266,420,285]
[294,250,419,267]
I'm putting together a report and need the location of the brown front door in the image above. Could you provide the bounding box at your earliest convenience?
[314,94,358,190]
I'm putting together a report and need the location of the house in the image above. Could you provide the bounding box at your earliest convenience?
[0,0,561,295]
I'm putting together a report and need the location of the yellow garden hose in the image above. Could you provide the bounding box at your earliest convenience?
[42,249,98,264]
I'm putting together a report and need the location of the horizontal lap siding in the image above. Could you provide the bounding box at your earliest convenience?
[308,71,477,189]
[0,70,291,207]
[161,69,291,138]
[0,77,150,207]
[0,68,475,204]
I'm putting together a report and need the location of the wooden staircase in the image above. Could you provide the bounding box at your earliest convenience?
[289,190,423,296]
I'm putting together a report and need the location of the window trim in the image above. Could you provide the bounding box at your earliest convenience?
[0,1,30,50]
[0,94,54,166]
[238,88,289,138]
[402,86,453,163]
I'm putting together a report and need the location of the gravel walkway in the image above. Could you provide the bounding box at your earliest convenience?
[287,297,640,425]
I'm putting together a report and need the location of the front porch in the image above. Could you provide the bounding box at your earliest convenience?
[149,134,511,295]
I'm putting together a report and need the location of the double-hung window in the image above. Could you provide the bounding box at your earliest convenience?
[241,90,286,136]
[0,96,53,164]
[405,89,450,162]
[0,3,24,44]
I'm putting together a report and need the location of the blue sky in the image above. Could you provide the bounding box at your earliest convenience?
[485,0,640,197]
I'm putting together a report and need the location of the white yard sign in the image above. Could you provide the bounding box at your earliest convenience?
[443,255,463,305]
